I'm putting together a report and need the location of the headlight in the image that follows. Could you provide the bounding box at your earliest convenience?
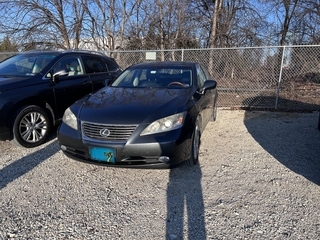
[140,112,186,136]
[62,107,78,130]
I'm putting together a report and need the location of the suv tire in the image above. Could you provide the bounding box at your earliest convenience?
[12,105,52,148]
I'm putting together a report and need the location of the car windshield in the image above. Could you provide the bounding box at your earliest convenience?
[0,53,58,77]
[111,66,193,88]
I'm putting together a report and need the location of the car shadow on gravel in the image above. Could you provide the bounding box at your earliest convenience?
[0,140,60,190]
[243,100,320,185]
[166,163,206,240]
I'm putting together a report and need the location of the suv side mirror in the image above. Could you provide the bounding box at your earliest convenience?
[104,79,110,86]
[52,70,69,84]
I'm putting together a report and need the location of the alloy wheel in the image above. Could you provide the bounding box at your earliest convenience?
[19,112,48,143]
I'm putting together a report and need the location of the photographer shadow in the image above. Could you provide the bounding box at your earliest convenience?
[166,163,206,240]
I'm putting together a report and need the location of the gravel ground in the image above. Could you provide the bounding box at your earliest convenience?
[1,110,320,240]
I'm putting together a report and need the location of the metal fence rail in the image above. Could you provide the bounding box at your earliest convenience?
[1,45,320,111]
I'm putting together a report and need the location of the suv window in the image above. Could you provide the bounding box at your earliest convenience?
[52,56,83,76]
[104,59,119,71]
[82,56,109,73]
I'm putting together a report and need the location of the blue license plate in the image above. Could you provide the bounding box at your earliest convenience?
[89,147,116,163]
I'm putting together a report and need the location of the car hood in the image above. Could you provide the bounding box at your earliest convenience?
[79,87,195,124]
[0,76,35,91]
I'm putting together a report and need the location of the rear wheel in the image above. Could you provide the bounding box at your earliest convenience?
[186,120,201,166]
[12,105,52,148]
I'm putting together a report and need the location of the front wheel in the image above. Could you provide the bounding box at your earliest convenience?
[12,105,52,148]
[212,102,218,121]
[186,120,201,166]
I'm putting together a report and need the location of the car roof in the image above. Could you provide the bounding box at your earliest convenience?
[131,61,198,68]
[19,50,113,59]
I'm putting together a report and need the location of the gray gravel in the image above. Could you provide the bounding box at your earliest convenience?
[1,110,320,240]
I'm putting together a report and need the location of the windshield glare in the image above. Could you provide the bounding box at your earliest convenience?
[112,67,193,88]
[0,54,58,76]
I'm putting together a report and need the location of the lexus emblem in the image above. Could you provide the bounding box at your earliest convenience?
[100,128,111,137]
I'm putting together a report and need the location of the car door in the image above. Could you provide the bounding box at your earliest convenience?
[51,56,93,119]
[81,55,120,90]
[195,64,216,131]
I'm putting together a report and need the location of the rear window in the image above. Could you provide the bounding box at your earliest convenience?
[82,56,109,73]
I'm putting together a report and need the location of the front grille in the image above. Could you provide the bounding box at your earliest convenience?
[82,122,137,142]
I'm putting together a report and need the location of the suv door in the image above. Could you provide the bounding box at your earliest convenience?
[81,55,121,90]
[50,56,93,119]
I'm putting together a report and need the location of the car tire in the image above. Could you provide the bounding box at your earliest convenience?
[212,102,218,121]
[12,105,52,148]
[186,120,201,166]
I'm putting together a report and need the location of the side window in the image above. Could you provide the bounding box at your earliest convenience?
[82,56,108,73]
[200,65,212,80]
[52,56,83,76]
[103,59,119,72]
[196,65,206,88]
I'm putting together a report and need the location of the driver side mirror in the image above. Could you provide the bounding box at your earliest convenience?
[104,79,110,86]
[198,80,217,94]
[50,70,69,84]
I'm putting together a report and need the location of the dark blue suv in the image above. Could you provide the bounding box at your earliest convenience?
[0,50,122,147]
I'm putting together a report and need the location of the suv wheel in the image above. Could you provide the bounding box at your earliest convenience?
[12,105,52,148]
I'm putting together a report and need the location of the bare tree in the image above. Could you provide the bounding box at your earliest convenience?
[294,0,320,44]
[190,0,265,48]
[259,0,301,46]
[0,36,18,52]
[81,0,116,50]
[81,0,141,51]
[1,0,320,51]
[129,0,198,51]
[0,0,87,49]
[210,0,223,48]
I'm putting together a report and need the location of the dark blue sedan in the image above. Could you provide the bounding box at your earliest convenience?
[57,61,218,168]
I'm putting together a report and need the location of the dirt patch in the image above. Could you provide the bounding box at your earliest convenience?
[0,110,320,239]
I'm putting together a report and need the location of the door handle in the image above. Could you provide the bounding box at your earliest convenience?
[82,81,91,86]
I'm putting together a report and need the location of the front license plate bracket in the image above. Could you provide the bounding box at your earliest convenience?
[89,147,116,163]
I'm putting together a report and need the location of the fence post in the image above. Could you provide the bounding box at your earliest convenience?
[275,46,286,109]
[181,49,184,61]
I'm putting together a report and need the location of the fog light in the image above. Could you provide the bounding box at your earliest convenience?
[60,145,67,151]
[158,156,170,163]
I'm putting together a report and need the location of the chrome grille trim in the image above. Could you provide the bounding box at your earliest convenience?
[81,121,137,142]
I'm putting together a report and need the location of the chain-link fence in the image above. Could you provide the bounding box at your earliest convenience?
[109,46,320,112]
[1,46,320,111]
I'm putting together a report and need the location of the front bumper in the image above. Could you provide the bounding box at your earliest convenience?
[57,123,192,168]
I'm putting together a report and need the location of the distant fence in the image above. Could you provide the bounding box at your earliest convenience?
[2,45,320,112]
